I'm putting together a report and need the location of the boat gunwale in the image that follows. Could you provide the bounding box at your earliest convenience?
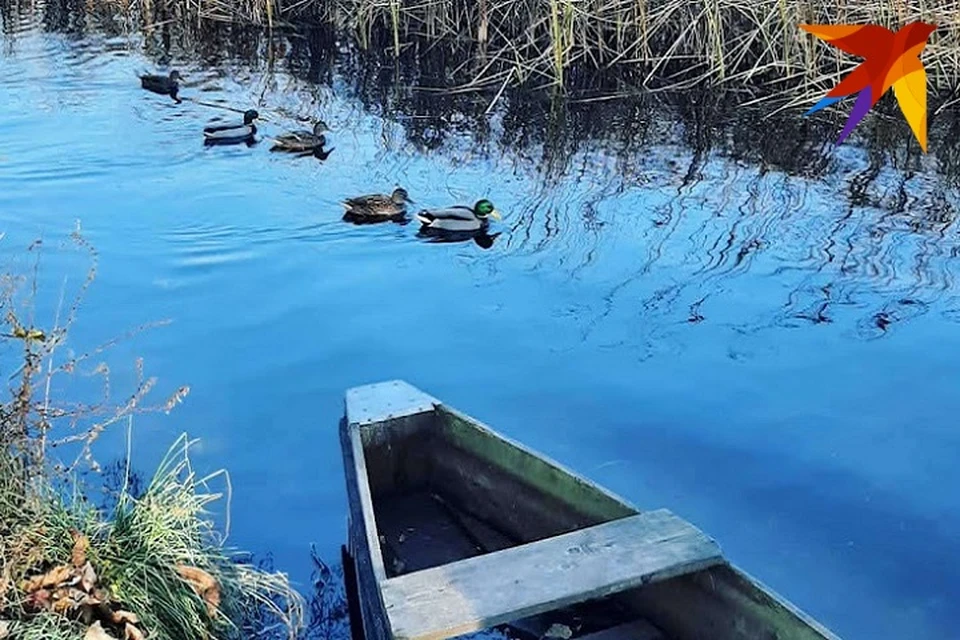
[344,419,390,583]
[434,401,643,520]
[719,565,844,640]
[341,380,843,640]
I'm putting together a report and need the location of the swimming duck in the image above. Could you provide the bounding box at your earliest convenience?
[140,70,182,102]
[270,121,330,153]
[341,188,413,221]
[203,110,259,145]
[415,199,501,232]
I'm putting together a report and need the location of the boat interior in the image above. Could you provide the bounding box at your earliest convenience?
[344,382,837,640]
[358,405,666,639]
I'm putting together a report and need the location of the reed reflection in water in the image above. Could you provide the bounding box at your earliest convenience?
[1,4,960,640]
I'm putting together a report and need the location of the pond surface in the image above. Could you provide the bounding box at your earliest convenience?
[2,5,960,640]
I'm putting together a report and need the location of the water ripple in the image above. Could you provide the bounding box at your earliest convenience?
[3,14,960,639]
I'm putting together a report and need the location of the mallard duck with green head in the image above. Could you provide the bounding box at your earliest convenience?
[416,199,501,232]
[203,109,259,145]
[270,120,330,153]
[140,70,183,102]
[341,188,413,222]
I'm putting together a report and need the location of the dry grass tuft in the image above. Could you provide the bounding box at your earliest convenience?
[0,228,304,640]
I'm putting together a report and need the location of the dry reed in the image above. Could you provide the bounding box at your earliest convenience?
[95,0,960,103]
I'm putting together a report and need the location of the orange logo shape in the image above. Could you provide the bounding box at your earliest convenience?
[800,21,937,152]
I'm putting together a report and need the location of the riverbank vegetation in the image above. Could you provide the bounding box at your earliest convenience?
[17,0,959,104]
[4,0,960,173]
[0,228,304,640]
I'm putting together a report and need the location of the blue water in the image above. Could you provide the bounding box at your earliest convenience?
[2,8,960,640]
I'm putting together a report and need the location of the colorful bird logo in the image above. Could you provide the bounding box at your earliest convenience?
[800,21,937,152]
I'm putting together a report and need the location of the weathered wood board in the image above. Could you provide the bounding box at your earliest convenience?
[625,563,844,640]
[340,419,392,640]
[339,380,844,640]
[346,379,439,428]
[378,509,724,640]
[437,408,637,525]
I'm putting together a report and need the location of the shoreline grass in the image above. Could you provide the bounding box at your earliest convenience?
[0,230,304,640]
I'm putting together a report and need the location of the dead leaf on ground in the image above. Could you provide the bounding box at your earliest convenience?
[21,575,43,593]
[176,564,220,617]
[107,610,139,626]
[52,595,73,614]
[124,622,146,640]
[80,562,98,593]
[24,588,51,610]
[22,564,73,592]
[0,620,10,639]
[72,529,91,568]
[84,621,116,640]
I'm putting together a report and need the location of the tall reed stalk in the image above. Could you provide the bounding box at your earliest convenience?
[36,0,960,102]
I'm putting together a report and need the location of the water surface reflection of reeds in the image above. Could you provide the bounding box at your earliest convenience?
[3,0,960,348]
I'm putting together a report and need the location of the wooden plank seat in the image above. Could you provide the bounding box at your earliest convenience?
[378,509,725,640]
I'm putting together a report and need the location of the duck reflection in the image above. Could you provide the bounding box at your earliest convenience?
[341,211,409,225]
[311,144,335,161]
[416,227,501,249]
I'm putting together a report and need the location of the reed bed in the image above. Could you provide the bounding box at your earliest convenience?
[93,0,960,103]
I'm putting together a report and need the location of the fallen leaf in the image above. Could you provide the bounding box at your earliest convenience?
[22,564,74,592]
[72,530,91,568]
[0,620,9,639]
[52,596,74,614]
[21,576,41,593]
[176,565,220,616]
[124,622,146,640]
[68,587,89,604]
[24,588,51,610]
[84,621,116,640]
[50,586,85,614]
[80,562,98,593]
[47,564,75,587]
[108,610,139,626]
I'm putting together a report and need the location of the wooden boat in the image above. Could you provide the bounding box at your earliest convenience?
[338,380,842,640]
